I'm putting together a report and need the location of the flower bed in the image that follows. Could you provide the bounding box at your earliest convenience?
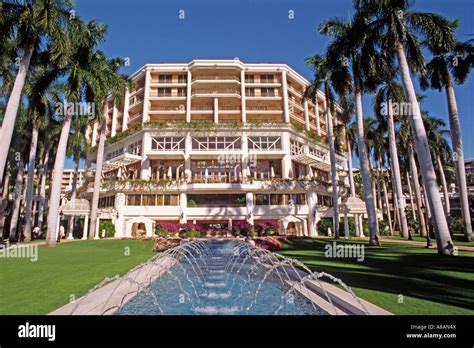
[253,236,283,251]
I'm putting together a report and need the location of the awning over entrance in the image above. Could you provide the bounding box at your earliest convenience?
[278,215,307,236]
[102,154,142,172]
[60,198,90,216]
[291,154,331,171]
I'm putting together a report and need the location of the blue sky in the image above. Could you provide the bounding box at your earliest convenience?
[67,0,474,168]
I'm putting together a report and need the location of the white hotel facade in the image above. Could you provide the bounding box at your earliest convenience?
[84,60,349,238]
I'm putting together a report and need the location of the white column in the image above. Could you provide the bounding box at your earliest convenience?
[67,217,74,240]
[213,97,219,124]
[240,69,247,123]
[115,193,125,238]
[111,104,118,137]
[94,217,100,240]
[344,209,349,239]
[281,70,290,123]
[140,132,151,179]
[179,192,187,223]
[241,132,249,179]
[307,191,317,237]
[142,69,151,123]
[122,88,130,131]
[246,192,254,225]
[184,133,192,182]
[304,99,310,131]
[314,102,321,136]
[186,70,192,122]
[82,215,89,240]
[281,132,292,179]
[92,122,98,146]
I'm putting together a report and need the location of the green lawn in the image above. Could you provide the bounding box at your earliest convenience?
[383,234,474,247]
[278,238,474,315]
[0,239,154,314]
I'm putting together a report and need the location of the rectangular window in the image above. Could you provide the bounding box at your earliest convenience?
[261,88,275,97]
[260,74,274,83]
[177,88,186,97]
[127,194,141,206]
[270,194,279,205]
[142,195,156,206]
[247,136,282,151]
[178,75,187,83]
[156,195,164,206]
[157,88,172,97]
[192,136,241,151]
[245,75,254,83]
[245,88,255,97]
[158,74,172,83]
[151,137,185,151]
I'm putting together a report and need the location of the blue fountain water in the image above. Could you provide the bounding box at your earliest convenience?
[117,240,327,315]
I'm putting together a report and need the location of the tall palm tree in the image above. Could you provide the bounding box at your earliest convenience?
[0,0,72,186]
[356,0,455,254]
[421,40,473,241]
[319,14,384,245]
[87,56,128,239]
[46,19,110,247]
[304,54,340,239]
[65,114,88,237]
[22,63,61,241]
[374,81,410,238]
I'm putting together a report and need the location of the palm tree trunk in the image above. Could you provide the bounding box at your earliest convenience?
[9,159,24,242]
[89,119,106,239]
[347,139,356,197]
[387,99,409,238]
[37,149,50,232]
[406,171,416,221]
[0,166,11,237]
[381,169,394,235]
[408,144,428,237]
[445,82,472,241]
[436,154,451,219]
[396,43,454,255]
[67,153,80,238]
[0,44,34,186]
[353,72,379,244]
[23,124,39,242]
[46,113,73,246]
[326,103,340,238]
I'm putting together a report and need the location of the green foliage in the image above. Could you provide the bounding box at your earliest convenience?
[180,230,201,239]
[99,219,115,238]
[155,226,173,237]
[378,220,390,236]
[187,199,197,207]
[318,218,333,236]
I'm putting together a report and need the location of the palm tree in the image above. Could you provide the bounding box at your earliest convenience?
[356,0,455,254]
[335,96,357,198]
[22,63,61,241]
[421,40,473,241]
[46,19,110,246]
[304,54,340,239]
[319,14,383,245]
[0,0,72,186]
[87,56,128,240]
[65,115,88,237]
[374,81,410,238]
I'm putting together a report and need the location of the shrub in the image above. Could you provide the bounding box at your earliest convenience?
[154,222,179,237]
[255,221,279,236]
[253,236,282,251]
[318,218,333,236]
[180,230,201,239]
[99,220,115,238]
[232,220,254,237]
[378,220,390,236]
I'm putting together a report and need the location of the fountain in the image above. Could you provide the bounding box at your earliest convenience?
[50,239,389,316]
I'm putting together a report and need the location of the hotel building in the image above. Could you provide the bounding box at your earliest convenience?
[84,60,349,238]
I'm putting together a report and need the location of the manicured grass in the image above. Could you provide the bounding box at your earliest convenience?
[0,239,154,314]
[278,238,474,315]
[383,234,474,247]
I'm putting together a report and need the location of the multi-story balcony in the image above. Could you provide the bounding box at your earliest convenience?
[191,89,241,98]
[192,75,240,84]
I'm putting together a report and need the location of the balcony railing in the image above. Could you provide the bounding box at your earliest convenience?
[150,93,186,98]
[153,106,185,111]
[219,106,240,111]
[192,89,240,96]
[191,106,213,111]
[192,75,240,82]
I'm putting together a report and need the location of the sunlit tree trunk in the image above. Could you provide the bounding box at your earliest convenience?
[436,154,450,220]
[67,153,80,237]
[89,118,106,239]
[396,43,453,254]
[387,99,409,238]
[23,124,39,242]
[0,44,34,186]
[347,140,356,197]
[406,171,416,221]
[408,145,427,237]
[9,159,24,242]
[326,104,340,238]
[353,72,379,244]
[445,82,472,241]
[46,113,73,246]
[37,149,50,232]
